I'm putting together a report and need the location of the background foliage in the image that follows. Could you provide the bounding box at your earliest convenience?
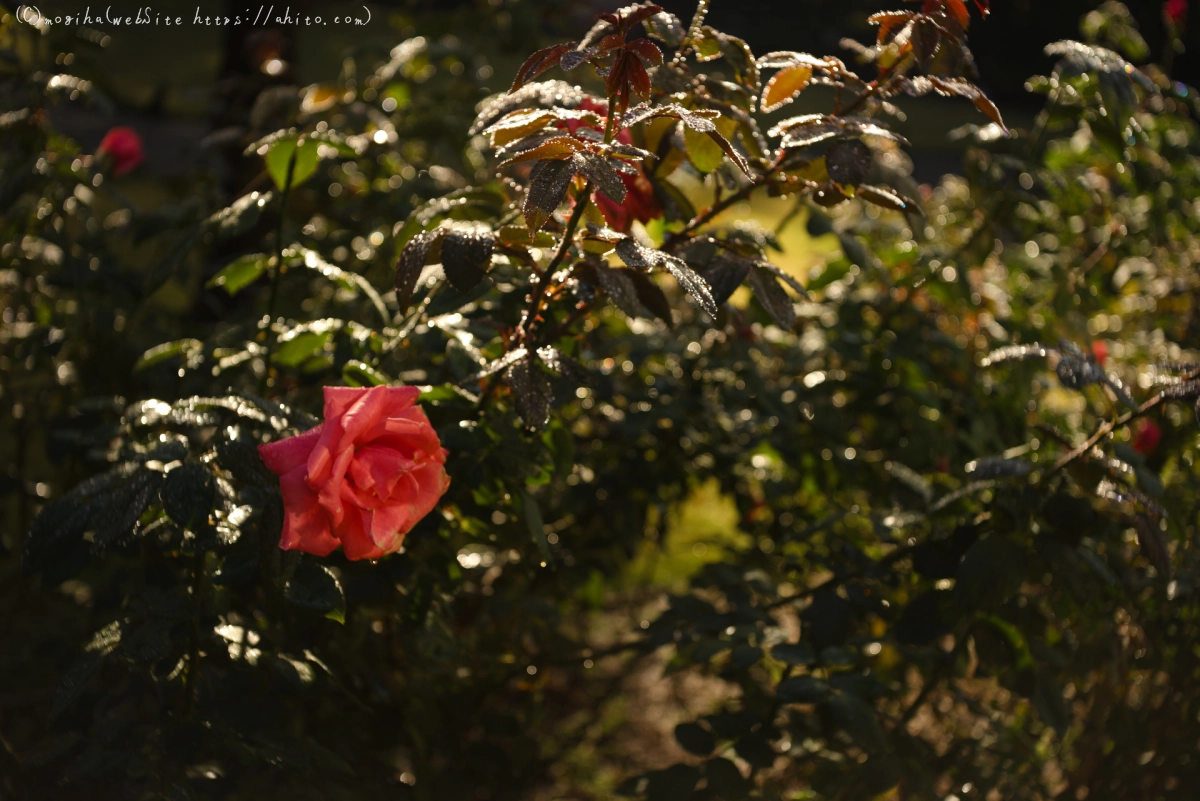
[3,1,1200,800]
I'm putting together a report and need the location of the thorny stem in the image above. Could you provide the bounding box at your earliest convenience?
[259,145,299,396]
[520,95,619,346]
[184,551,205,716]
[520,180,593,344]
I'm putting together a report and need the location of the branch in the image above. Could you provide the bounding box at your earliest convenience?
[1043,367,1200,480]
[520,180,593,344]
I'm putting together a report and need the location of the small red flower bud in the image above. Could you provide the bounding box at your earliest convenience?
[1133,419,1162,456]
[1165,0,1188,25]
[96,126,144,176]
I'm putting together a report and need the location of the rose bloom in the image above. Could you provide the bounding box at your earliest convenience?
[258,386,450,560]
[96,126,144,176]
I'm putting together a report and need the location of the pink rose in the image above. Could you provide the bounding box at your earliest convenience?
[96,126,144,176]
[258,386,450,560]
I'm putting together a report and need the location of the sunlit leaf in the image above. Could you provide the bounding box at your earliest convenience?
[207,253,268,295]
[761,65,812,113]
[264,135,320,190]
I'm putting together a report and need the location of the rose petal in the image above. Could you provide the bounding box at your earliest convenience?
[258,426,322,475]
[367,502,414,553]
[277,465,339,556]
[338,503,387,561]
[348,444,417,496]
[316,445,357,526]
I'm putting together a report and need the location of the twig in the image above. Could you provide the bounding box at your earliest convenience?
[1043,367,1200,480]
[259,146,298,395]
[520,180,593,343]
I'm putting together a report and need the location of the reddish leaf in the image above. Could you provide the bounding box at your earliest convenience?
[498,136,585,167]
[626,38,664,67]
[627,58,653,101]
[560,47,598,71]
[507,358,553,430]
[868,11,916,45]
[619,3,665,32]
[510,42,577,93]
[700,253,751,306]
[946,0,970,28]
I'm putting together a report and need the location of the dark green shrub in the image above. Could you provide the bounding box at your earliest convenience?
[3,1,1200,799]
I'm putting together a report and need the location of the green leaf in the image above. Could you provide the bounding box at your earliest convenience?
[265,135,320,190]
[135,338,203,372]
[733,733,776,768]
[274,330,331,367]
[771,642,816,665]
[683,124,725,173]
[674,722,716,756]
[162,464,215,531]
[1034,670,1070,736]
[729,643,762,670]
[747,265,796,329]
[51,622,122,721]
[823,694,886,754]
[207,253,268,295]
[521,490,551,562]
[704,757,748,799]
[285,559,346,623]
[776,675,830,703]
[440,222,495,293]
[91,470,163,551]
[343,360,389,387]
[954,535,1025,611]
[645,764,700,801]
[207,190,274,240]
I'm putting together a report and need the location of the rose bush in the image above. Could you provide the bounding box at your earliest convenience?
[5,1,1200,800]
[259,386,449,560]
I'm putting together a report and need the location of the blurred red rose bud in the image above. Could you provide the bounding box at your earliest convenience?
[96,126,144,176]
[1133,419,1162,456]
[1165,0,1188,24]
[1091,340,1108,364]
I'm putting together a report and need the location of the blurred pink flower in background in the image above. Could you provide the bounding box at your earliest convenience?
[96,126,144,176]
[1165,0,1188,25]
